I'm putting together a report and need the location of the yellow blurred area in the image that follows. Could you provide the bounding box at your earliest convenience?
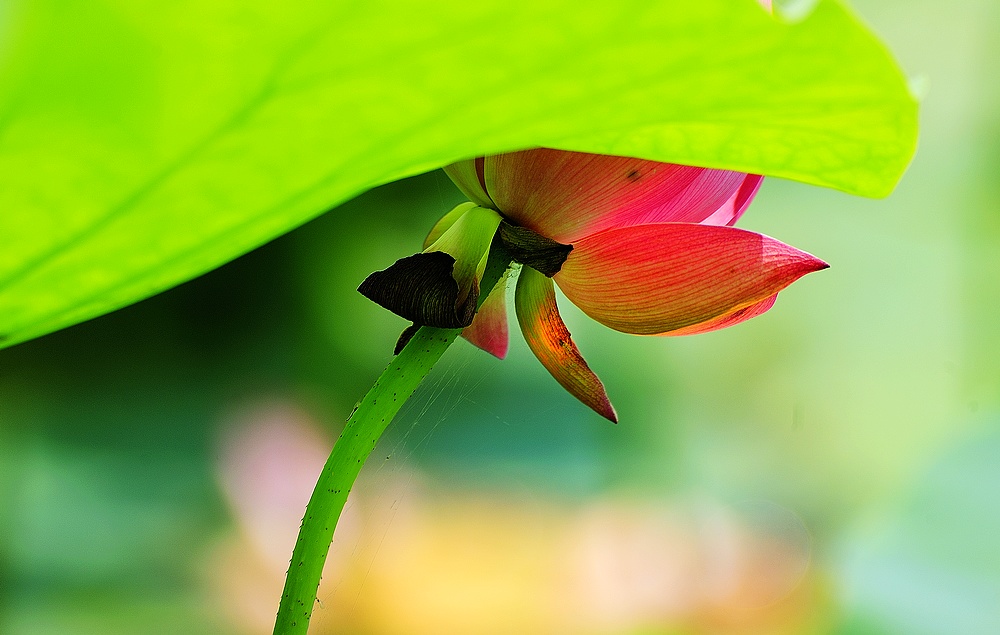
[207,408,822,635]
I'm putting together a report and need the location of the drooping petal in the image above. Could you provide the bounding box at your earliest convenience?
[699,174,765,227]
[661,293,776,336]
[461,268,510,359]
[554,223,828,335]
[443,158,494,209]
[515,266,617,422]
[484,148,748,243]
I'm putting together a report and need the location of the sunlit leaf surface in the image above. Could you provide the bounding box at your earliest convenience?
[0,0,916,349]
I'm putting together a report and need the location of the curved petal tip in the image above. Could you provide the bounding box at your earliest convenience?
[515,266,617,423]
[556,223,828,335]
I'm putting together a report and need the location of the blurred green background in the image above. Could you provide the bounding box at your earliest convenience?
[1,0,998,633]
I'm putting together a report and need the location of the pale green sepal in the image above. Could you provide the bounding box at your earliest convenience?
[423,202,478,249]
[424,206,502,306]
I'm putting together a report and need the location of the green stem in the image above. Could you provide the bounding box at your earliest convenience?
[272,249,510,635]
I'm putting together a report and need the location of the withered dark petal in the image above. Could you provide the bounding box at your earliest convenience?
[393,323,421,354]
[358,251,478,328]
[498,221,573,277]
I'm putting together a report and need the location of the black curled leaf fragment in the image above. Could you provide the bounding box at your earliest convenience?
[497,221,573,277]
[358,251,478,329]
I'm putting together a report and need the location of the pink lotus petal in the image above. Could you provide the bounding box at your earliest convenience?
[443,158,494,209]
[515,266,617,422]
[700,174,765,227]
[554,223,827,335]
[484,148,748,243]
[661,293,777,336]
[461,270,510,359]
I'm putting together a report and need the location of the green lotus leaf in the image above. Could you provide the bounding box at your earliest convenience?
[0,0,917,349]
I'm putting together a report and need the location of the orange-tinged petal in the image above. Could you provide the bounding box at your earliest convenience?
[554,223,827,335]
[661,293,776,336]
[461,269,510,359]
[443,158,494,209]
[515,266,617,422]
[484,148,747,243]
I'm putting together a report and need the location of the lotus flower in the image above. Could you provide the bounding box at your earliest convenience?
[359,147,825,422]
[437,149,827,422]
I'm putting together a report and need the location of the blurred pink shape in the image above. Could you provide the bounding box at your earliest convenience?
[206,401,814,635]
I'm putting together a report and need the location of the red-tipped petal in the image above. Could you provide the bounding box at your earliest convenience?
[515,266,617,422]
[461,270,510,359]
[444,158,494,209]
[484,148,748,243]
[661,293,777,336]
[554,223,828,335]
